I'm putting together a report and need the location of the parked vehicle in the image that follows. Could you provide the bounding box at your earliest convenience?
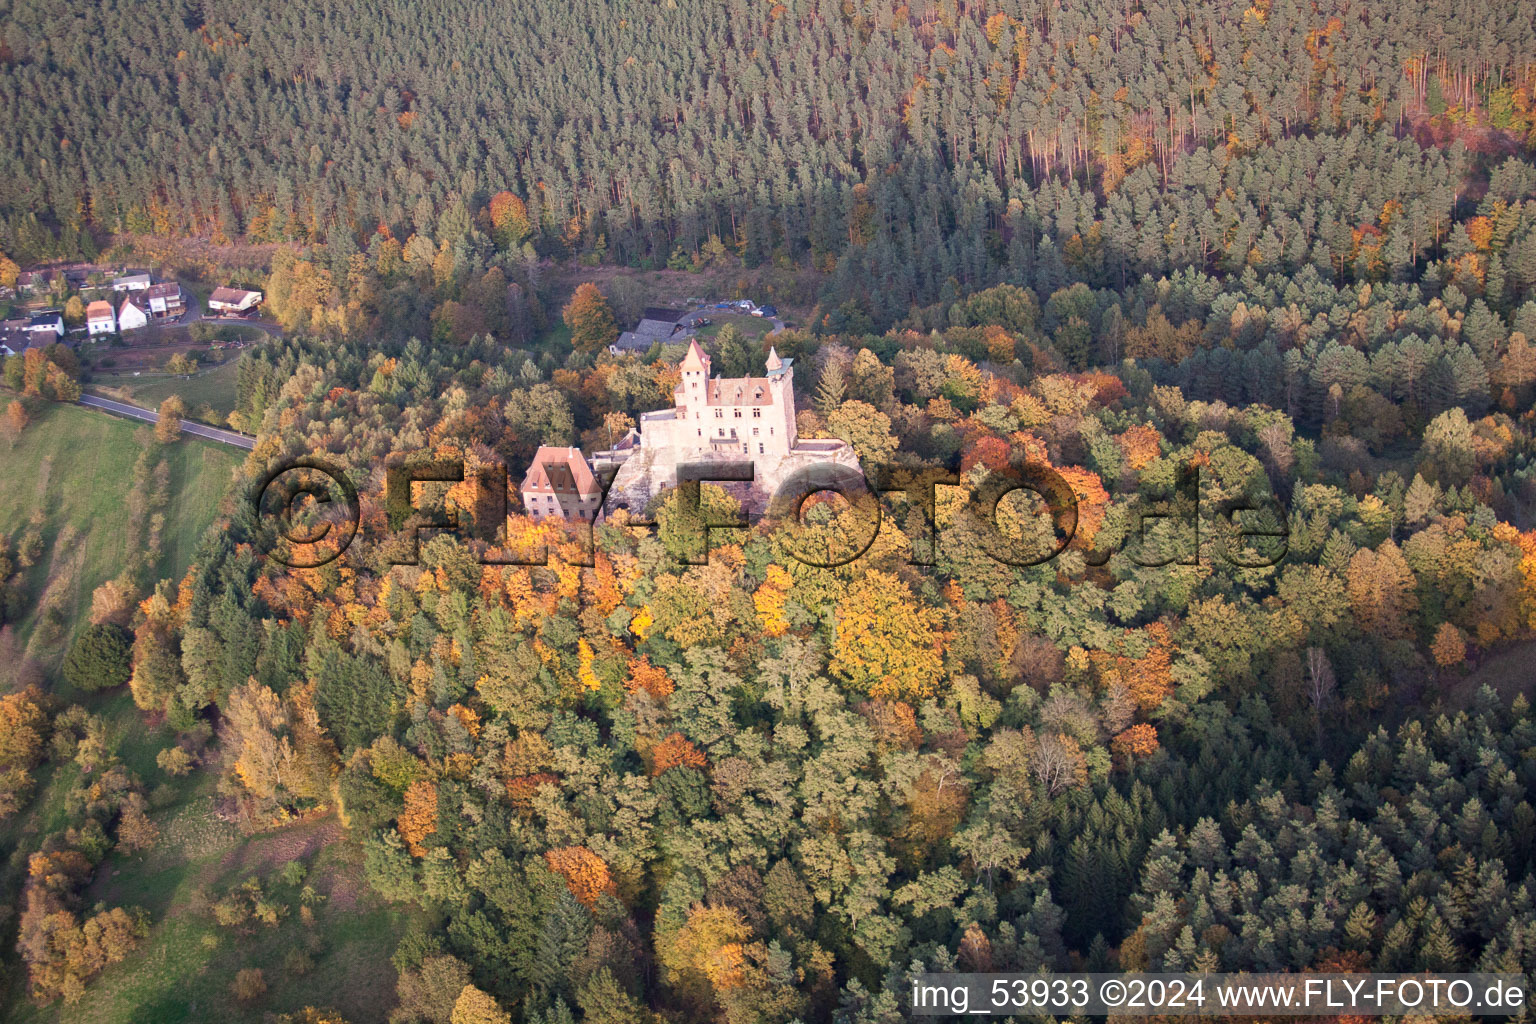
[758,305,778,317]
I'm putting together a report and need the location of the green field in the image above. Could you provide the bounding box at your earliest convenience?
[0,400,412,1024]
[92,358,243,423]
[3,787,417,1024]
[0,398,240,663]
[692,311,779,342]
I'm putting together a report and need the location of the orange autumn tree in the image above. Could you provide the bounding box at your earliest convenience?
[1090,623,1176,712]
[485,191,531,250]
[398,780,439,856]
[544,846,617,907]
[562,282,619,354]
[830,570,945,701]
[648,732,707,775]
[1112,724,1160,766]
[1118,423,1163,470]
[626,655,674,700]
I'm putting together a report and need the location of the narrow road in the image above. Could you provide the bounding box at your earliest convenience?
[78,394,256,450]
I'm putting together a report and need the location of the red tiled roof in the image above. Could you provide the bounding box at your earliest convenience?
[520,446,600,496]
[708,377,775,406]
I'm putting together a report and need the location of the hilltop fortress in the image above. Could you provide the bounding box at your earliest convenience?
[600,339,858,515]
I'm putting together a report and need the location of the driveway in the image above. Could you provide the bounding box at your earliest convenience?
[181,291,284,337]
[78,394,256,450]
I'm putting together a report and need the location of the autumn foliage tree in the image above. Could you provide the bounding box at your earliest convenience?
[398,779,439,856]
[647,732,707,775]
[154,396,185,443]
[563,282,619,353]
[544,845,617,907]
[830,570,944,700]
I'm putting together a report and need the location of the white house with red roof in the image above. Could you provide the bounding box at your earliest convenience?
[519,446,605,522]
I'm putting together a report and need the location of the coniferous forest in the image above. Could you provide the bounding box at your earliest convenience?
[2,0,1536,1022]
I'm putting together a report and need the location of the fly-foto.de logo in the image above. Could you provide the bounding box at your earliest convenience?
[249,452,1289,571]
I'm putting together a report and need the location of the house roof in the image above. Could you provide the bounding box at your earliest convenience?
[26,312,63,329]
[85,300,114,321]
[113,273,151,285]
[708,377,776,406]
[143,282,181,299]
[209,286,260,305]
[120,295,148,316]
[611,331,654,352]
[641,307,684,323]
[632,318,679,339]
[520,446,600,496]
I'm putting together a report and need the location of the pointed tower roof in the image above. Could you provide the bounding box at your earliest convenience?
[765,346,782,371]
[680,337,710,372]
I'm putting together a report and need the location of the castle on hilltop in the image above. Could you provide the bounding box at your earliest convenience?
[600,338,857,515]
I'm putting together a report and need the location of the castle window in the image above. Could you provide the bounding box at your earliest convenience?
[753,408,761,418]
[759,444,765,454]
[715,408,722,418]
[752,427,759,436]
[733,409,742,418]
[697,429,702,436]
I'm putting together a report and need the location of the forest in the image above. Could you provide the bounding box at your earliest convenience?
[0,0,1535,1022]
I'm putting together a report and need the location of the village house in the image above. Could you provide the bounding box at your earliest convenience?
[26,311,65,340]
[519,446,605,522]
[0,319,30,356]
[85,300,116,336]
[143,282,185,318]
[207,286,263,315]
[117,295,149,332]
[112,273,152,292]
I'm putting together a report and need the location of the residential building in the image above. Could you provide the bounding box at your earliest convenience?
[0,319,29,356]
[85,300,116,335]
[117,295,149,332]
[143,282,185,318]
[26,311,65,340]
[112,273,152,292]
[208,286,263,314]
[520,446,605,522]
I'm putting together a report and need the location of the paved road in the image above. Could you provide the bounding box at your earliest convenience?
[78,394,256,450]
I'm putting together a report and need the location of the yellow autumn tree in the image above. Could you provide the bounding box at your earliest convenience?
[451,984,512,1024]
[1346,540,1419,637]
[830,570,944,700]
[659,903,753,1002]
[752,564,794,637]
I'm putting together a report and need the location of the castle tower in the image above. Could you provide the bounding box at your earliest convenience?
[677,338,711,453]
[764,346,797,449]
